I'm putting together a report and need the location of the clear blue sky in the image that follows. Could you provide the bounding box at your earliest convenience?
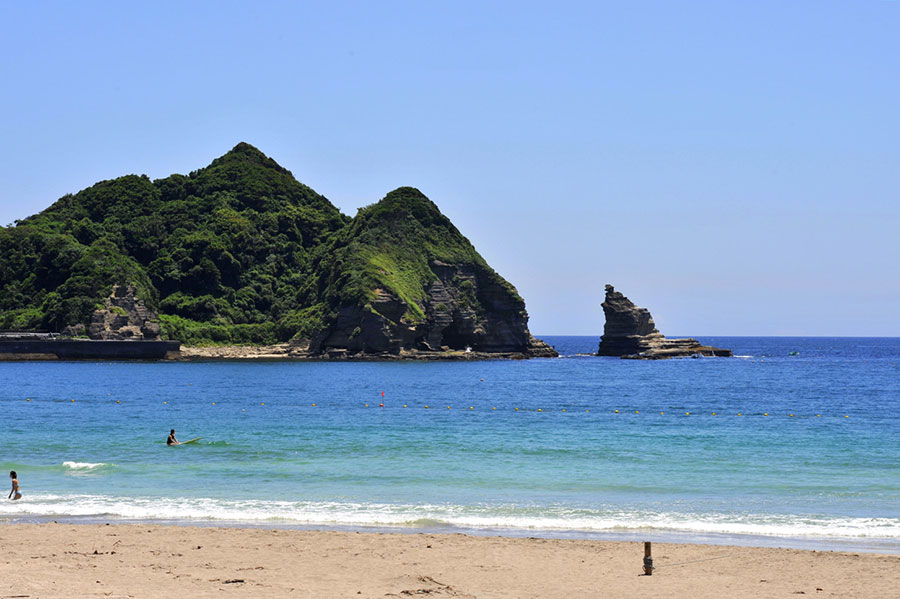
[2,1,898,336]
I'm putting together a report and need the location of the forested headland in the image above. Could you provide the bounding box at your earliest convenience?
[0,144,552,357]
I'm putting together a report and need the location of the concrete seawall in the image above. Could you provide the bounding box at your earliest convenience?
[0,340,181,360]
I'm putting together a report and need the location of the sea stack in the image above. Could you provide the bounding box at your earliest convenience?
[596,285,731,359]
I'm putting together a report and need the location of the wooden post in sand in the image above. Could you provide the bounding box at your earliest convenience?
[643,542,654,575]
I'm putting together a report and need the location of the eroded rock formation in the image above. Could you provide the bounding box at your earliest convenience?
[596,285,731,359]
[85,284,162,340]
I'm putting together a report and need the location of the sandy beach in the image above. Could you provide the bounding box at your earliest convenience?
[1,524,896,598]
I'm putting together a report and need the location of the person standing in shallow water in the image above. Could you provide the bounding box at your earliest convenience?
[8,471,21,500]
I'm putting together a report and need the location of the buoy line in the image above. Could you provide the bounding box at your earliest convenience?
[16,398,853,419]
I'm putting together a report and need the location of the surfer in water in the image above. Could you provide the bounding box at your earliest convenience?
[167,429,179,446]
[8,471,21,500]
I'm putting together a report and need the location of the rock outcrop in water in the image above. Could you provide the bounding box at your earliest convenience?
[596,285,731,359]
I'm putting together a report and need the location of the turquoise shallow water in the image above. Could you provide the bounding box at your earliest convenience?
[1,337,898,551]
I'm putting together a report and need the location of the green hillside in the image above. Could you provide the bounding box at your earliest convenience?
[0,144,550,355]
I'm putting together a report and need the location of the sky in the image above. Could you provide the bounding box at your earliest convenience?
[1,1,898,336]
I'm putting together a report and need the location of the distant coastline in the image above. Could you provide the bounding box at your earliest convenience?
[5,335,896,362]
[0,339,551,362]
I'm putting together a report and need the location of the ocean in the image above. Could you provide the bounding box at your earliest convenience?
[1,336,898,552]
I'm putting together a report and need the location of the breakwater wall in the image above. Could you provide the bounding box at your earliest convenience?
[0,340,180,360]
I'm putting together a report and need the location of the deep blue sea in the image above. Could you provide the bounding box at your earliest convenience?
[2,337,898,552]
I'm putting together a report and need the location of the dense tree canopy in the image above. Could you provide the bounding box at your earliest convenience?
[0,143,525,346]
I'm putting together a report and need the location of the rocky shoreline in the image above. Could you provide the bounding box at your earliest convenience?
[177,341,557,361]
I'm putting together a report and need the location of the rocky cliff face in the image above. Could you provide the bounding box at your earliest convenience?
[310,259,556,358]
[596,285,731,359]
[307,188,556,359]
[77,284,162,340]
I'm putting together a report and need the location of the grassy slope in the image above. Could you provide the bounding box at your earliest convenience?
[315,187,523,325]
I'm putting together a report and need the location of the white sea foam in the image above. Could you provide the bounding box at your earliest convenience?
[61,461,108,471]
[3,493,899,541]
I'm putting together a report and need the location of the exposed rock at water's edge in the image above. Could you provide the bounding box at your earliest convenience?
[596,285,731,360]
